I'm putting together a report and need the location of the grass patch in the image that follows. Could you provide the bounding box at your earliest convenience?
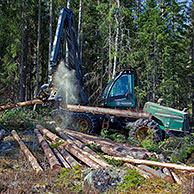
[55,164,83,192]
[117,169,145,191]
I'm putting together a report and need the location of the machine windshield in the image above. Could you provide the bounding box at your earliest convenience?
[109,74,132,97]
[101,79,115,99]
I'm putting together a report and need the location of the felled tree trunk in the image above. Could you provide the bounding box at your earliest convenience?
[104,155,194,172]
[61,128,147,152]
[124,163,153,179]
[34,129,61,169]
[138,165,174,184]
[158,154,174,183]
[99,145,148,159]
[0,99,43,111]
[36,125,103,169]
[56,127,110,168]
[47,140,71,169]
[57,146,79,167]
[171,171,183,185]
[64,104,151,119]
[11,130,43,173]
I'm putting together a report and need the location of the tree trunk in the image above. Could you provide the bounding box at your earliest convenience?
[104,155,194,172]
[57,147,78,167]
[0,99,43,111]
[34,129,61,169]
[24,15,29,101]
[108,25,112,80]
[34,0,41,98]
[65,104,151,119]
[161,0,164,19]
[58,127,148,152]
[158,154,174,182]
[77,0,83,48]
[125,163,153,179]
[36,125,103,169]
[191,0,194,128]
[99,145,148,159]
[48,0,52,74]
[171,170,182,185]
[19,0,25,102]
[56,129,110,167]
[108,1,112,81]
[112,0,120,78]
[138,164,174,183]
[11,130,43,173]
[47,140,71,168]
[66,0,71,66]
[138,0,141,16]
[100,41,105,93]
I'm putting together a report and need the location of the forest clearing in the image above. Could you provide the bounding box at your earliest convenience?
[1,0,194,193]
[0,101,194,193]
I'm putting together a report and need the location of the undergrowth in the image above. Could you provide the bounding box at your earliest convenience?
[117,169,145,191]
[0,108,194,193]
[0,107,52,131]
[55,164,83,192]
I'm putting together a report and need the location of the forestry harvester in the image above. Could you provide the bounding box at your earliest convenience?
[38,7,190,143]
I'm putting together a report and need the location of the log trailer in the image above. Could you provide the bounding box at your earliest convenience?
[38,7,190,143]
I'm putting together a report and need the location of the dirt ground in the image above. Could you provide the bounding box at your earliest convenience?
[0,130,194,194]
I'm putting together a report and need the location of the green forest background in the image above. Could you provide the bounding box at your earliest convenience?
[0,0,193,125]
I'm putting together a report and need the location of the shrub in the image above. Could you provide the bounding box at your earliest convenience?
[55,164,83,192]
[117,169,145,191]
[141,139,160,153]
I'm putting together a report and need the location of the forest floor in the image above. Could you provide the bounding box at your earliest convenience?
[0,109,194,194]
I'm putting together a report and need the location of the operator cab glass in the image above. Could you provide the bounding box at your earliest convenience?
[109,74,132,97]
[101,70,136,108]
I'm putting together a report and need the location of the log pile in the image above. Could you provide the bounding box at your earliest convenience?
[10,125,194,185]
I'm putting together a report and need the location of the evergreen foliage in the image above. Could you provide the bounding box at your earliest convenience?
[0,0,193,123]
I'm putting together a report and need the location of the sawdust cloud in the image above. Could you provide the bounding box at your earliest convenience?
[53,60,79,105]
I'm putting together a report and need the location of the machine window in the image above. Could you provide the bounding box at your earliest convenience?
[109,74,132,97]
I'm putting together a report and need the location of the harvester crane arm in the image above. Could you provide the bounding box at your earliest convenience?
[38,7,88,104]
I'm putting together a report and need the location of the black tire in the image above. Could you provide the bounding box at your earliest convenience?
[50,109,73,128]
[72,112,99,134]
[50,109,99,134]
[129,119,163,143]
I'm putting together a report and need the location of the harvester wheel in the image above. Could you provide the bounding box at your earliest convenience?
[52,113,65,127]
[50,109,73,128]
[129,119,163,143]
[73,113,99,134]
[51,110,99,133]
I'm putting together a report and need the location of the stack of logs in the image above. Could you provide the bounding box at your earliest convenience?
[10,125,194,185]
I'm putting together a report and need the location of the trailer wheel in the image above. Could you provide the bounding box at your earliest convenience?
[129,119,163,143]
[73,113,99,134]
